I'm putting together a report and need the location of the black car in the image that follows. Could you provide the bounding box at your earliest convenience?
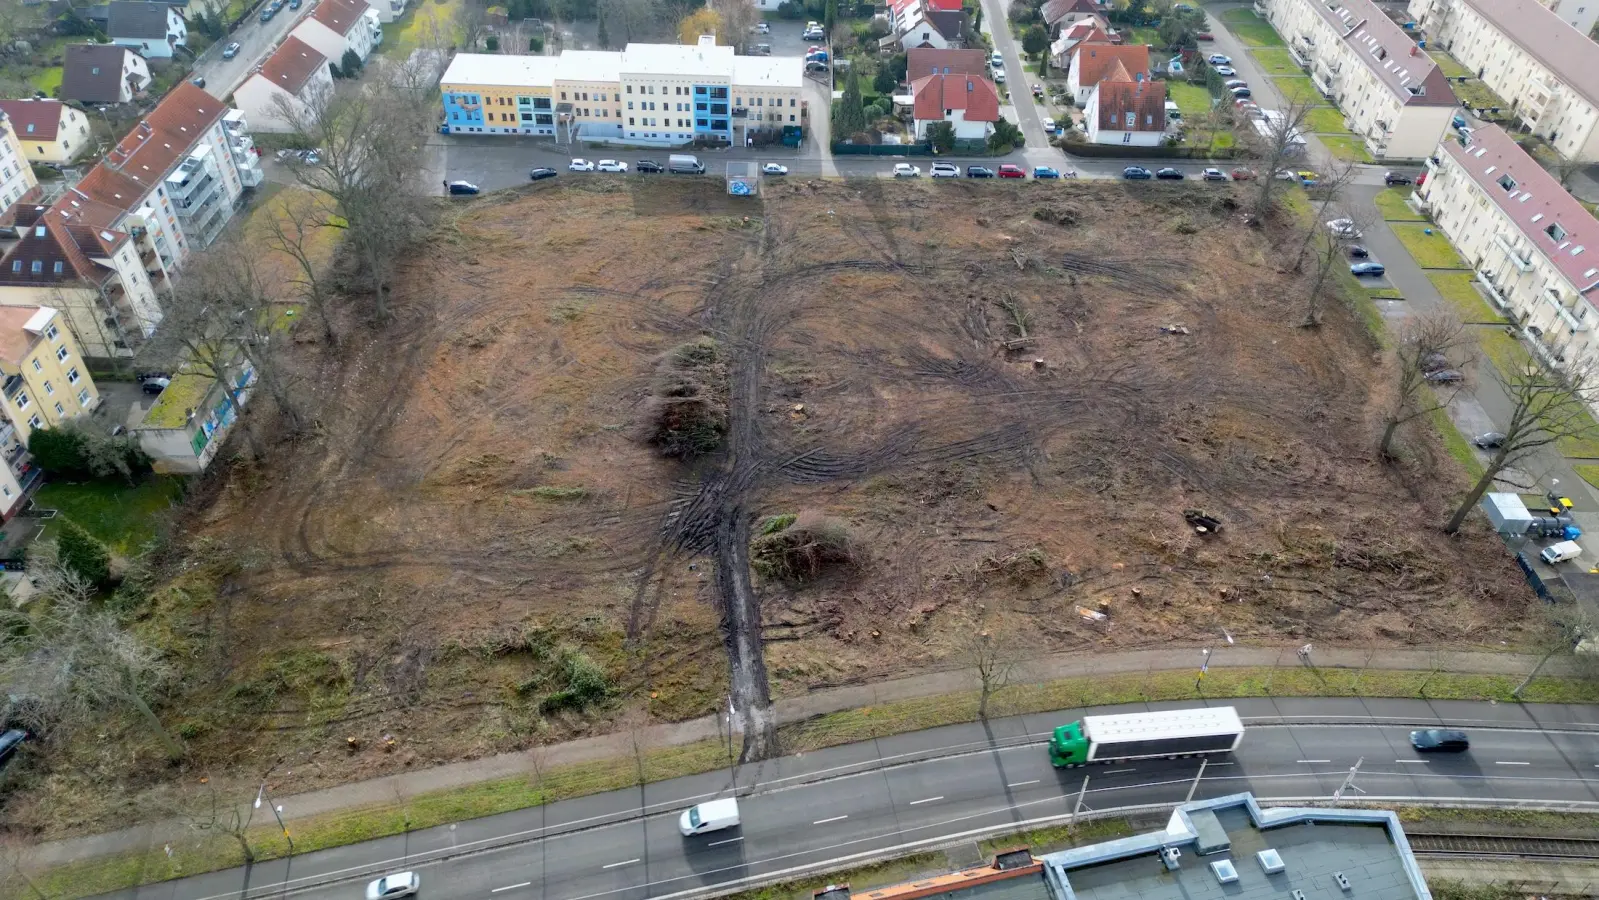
[529,167,558,180]
[446,180,480,195]
[636,160,664,173]
[1384,171,1414,185]
[1348,245,1369,258]
[1123,166,1153,180]
[1425,369,1464,384]
[1410,729,1469,752]
[0,729,25,771]
[966,166,995,178]
[1472,431,1507,449]
[1155,167,1185,180]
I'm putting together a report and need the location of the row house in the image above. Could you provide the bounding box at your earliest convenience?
[440,36,807,148]
[1259,0,1457,159]
[0,100,93,165]
[1067,42,1149,106]
[1086,70,1166,146]
[1407,0,1599,162]
[60,44,152,105]
[0,112,39,214]
[291,0,381,68]
[234,36,335,133]
[909,71,1000,141]
[881,0,967,52]
[106,0,187,60]
[887,0,963,33]
[1417,124,1599,373]
[0,307,99,519]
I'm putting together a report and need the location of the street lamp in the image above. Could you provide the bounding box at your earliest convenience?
[256,782,294,854]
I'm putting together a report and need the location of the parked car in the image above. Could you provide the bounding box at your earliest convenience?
[762,163,789,175]
[993,69,1006,83]
[259,5,274,20]
[529,167,558,180]
[636,159,663,173]
[446,180,480,195]
[1410,729,1469,753]
[1230,168,1257,180]
[997,164,1025,178]
[1229,87,1252,99]
[755,21,769,32]
[1326,217,1362,238]
[1155,167,1185,180]
[1201,167,1227,181]
[1472,432,1507,449]
[1033,166,1061,179]
[0,729,25,771]
[929,162,961,178]
[1041,116,1057,132]
[1296,170,1319,186]
[966,165,995,178]
[1347,245,1369,258]
[1223,79,1248,89]
[289,0,300,8]
[1196,31,1214,40]
[803,26,825,39]
[1123,166,1153,180]
[596,159,629,172]
[568,158,595,171]
[1350,262,1386,276]
[805,60,828,72]
[892,163,920,177]
[1384,171,1414,185]
[1214,65,1237,76]
[367,873,420,900]
[222,41,241,58]
[990,51,1004,67]
[1208,54,1231,65]
[1424,368,1463,383]
[141,375,171,394]
[1031,83,1044,98]
[190,76,206,88]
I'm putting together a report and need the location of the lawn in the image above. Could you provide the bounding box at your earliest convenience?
[1271,75,1326,106]
[383,0,463,57]
[35,477,184,556]
[1302,106,1348,134]
[1455,78,1509,114]
[1429,404,1485,480]
[1373,187,1426,221]
[1319,134,1374,163]
[29,66,62,97]
[1428,271,1501,323]
[1391,223,1468,269]
[1576,464,1599,491]
[1366,287,1403,299]
[1561,414,1599,458]
[1126,26,1161,46]
[1220,8,1286,47]
[1249,48,1301,76]
[1429,51,1472,79]
[1472,325,1531,383]
[1166,80,1214,118]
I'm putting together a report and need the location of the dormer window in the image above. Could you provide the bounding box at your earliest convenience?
[1548,222,1568,242]
[1497,173,1516,190]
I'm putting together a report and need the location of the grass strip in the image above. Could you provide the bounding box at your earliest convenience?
[1248,48,1301,76]
[1391,223,1469,269]
[1220,9,1286,46]
[24,666,1599,900]
[1429,403,1485,480]
[1429,271,1500,323]
[1318,135,1374,163]
[1373,187,1426,222]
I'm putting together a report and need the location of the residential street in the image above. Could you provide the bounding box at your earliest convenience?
[191,0,318,101]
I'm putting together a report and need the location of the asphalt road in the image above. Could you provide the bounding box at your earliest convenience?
[104,697,1599,900]
[192,0,318,101]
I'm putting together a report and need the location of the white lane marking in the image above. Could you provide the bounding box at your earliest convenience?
[813,815,849,825]
[602,859,641,870]
[1395,759,1429,764]
[1296,760,1331,764]
[1496,761,1531,766]
[708,837,743,847]
[908,796,944,805]
[1006,780,1040,788]
[491,883,532,893]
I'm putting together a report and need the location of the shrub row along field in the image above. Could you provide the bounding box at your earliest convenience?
[0,176,1534,840]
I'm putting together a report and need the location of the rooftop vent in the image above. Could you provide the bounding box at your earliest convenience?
[1335,872,1352,892]
[1292,892,1307,900]
[1209,860,1239,884]
[1159,847,1182,871]
[1256,849,1285,874]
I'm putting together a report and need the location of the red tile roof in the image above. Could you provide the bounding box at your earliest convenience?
[1072,42,1149,86]
[1042,0,1106,25]
[910,73,1000,123]
[907,48,988,78]
[0,99,65,142]
[93,82,226,203]
[0,306,51,367]
[1442,124,1599,294]
[1096,77,1166,132]
[74,164,149,213]
[259,36,328,95]
[310,0,369,37]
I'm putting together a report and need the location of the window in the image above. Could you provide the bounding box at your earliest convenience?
[1497,173,1517,190]
[627,85,633,93]
[91,66,101,75]
[1548,222,1568,242]
[30,360,40,373]
[27,416,39,430]
[15,393,27,410]
[534,97,551,110]
[77,388,89,405]
[67,367,78,384]
[42,381,51,396]
[52,402,62,416]
[28,261,39,273]
[791,98,796,107]
[2,487,10,499]
[55,346,67,363]
[44,325,56,342]
[8,261,16,273]
[560,91,567,100]
[628,101,634,109]
[629,117,636,125]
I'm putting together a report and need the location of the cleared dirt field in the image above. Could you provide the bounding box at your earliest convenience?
[2,177,1535,835]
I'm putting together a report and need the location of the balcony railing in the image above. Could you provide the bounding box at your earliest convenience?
[2,375,24,400]
[1495,233,1533,273]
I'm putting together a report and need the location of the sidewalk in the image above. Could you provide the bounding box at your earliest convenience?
[28,643,1571,867]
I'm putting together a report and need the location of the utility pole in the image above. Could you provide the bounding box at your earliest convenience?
[1332,757,1364,804]
[1195,648,1212,692]
[1185,759,1208,803]
[255,784,293,854]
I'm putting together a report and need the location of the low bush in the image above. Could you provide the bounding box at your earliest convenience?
[751,511,860,582]
[645,337,729,458]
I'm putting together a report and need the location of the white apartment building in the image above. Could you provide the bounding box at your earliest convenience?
[440,36,807,147]
[234,36,334,133]
[1417,124,1599,371]
[1259,0,1458,158]
[1408,0,1599,161]
[291,0,381,67]
[0,111,39,213]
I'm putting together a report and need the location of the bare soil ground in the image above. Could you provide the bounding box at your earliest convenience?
[2,177,1534,836]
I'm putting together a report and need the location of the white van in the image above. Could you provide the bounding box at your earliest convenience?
[1541,540,1583,565]
[679,797,740,836]
[668,154,705,174]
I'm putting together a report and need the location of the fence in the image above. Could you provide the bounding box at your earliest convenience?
[1059,141,1241,160]
[831,142,932,156]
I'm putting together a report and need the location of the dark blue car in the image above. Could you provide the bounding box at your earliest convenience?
[1351,262,1386,276]
[1123,166,1153,180]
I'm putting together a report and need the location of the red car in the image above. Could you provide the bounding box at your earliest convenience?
[1196,31,1214,40]
[998,164,1025,178]
[1230,167,1257,180]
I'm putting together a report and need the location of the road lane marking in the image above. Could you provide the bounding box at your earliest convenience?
[708,837,743,847]
[603,859,641,869]
[813,815,849,825]
[491,883,532,893]
[1296,760,1330,764]
[908,796,944,805]
[1496,761,1531,766]
[1395,759,1429,764]
[1006,780,1040,788]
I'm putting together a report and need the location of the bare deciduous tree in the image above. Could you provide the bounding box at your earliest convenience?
[709,0,758,48]
[179,782,259,865]
[1239,97,1319,221]
[955,609,1022,720]
[1445,357,1599,533]
[456,0,490,52]
[260,189,340,347]
[1380,311,1473,459]
[1514,601,1598,698]
[1297,205,1377,329]
[1288,160,1360,273]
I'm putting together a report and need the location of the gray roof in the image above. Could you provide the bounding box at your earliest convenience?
[1457,0,1599,106]
[926,9,965,40]
[107,1,172,39]
[60,44,133,102]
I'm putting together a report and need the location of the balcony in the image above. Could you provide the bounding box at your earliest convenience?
[1545,288,1589,331]
[3,375,24,400]
[0,423,16,447]
[1495,233,1534,273]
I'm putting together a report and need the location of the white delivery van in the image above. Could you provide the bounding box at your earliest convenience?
[678,797,740,836]
[668,154,705,174]
[1541,540,1583,565]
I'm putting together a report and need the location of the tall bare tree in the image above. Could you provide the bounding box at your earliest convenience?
[260,189,340,347]
[179,781,260,866]
[954,609,1022,720]
[1513,600,1598,698]
[1296,205,1376,329]
[710,0,758,48]
[1239,97,1319,221]
[1445,357,1599,533]
[1379,310,1473,459]
[456,0,490,52]
[1288,160,1360,273]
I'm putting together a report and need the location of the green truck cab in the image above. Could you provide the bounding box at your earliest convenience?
[1048,721,1089,766]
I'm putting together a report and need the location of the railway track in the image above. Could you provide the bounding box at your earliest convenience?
[1408,832,1599,861]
